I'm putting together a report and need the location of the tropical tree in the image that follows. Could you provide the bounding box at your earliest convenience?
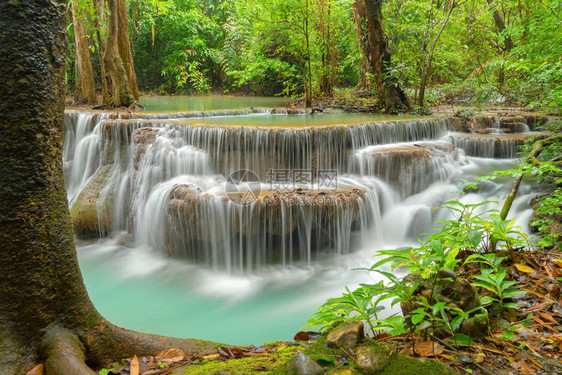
[363,0,412,113]
[0,1,213,374]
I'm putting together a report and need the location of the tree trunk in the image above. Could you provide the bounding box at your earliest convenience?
[304,0,313,107]
[0,2,214,374]
[352,0,372,90]
[71,0,97,104]
[103,0,136,108]
[93,0,111,107]
[363,0,412,113]
[486,0,514,87]
[417,2,456,107]
[116,0,140,101]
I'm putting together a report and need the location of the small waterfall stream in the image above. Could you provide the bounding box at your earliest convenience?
[65,107,542,344]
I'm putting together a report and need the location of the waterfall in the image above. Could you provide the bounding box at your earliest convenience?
[450,133,535,158]
[63,110,536,273]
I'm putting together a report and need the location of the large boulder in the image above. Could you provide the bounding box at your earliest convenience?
[400,270,488,338]
[69,165,114,238]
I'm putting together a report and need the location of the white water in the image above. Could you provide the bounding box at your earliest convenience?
[65,109,540,345]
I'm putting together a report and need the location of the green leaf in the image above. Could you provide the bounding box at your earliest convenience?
[502,331,516,341]
[449,333,476,346]
[467,231,482,248]
[411,313,425,325]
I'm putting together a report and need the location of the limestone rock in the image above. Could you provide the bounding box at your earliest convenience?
[286,352,324,375]
[70,165,113,238]
[401,272,487,336]
[355,346,389,373]
[459,311,490,338]
[326,320,364,350]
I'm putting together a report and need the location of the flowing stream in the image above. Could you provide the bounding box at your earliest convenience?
[66,97,541,345]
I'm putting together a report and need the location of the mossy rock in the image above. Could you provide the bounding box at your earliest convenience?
[270,331,453,375]
[70,165,114,238]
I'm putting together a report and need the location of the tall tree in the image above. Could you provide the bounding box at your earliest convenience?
[363,0,412,113]
[0,1,213,374]
[116,0,140,100]
[103,0,139,108]
[352,0,372,90]
[71,0,97,104]
[417,0,465,107]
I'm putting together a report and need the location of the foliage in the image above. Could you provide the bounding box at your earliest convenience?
[306,200,530,341]
[467,119,561,249]
[64,0,562,109]
[531,188,562,249]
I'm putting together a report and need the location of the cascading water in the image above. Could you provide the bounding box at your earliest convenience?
[65,104,543,344]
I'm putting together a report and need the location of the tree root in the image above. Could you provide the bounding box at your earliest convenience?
[41,325,96,375]
[20,320,219,375]
[83,320,218,368]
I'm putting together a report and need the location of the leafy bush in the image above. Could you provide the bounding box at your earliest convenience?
[305,201,530,342]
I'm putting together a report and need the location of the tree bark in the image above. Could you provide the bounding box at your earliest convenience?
[71,0,97,104]
[352,0,372,90]
[417,3,456,107]
[486,0,514,87]
[103,0,136,108]
[0,2,215,373]
[363,0,412,113]
[116,0,140,101]
[93,0,111,107]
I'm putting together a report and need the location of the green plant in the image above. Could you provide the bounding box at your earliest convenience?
[306,200,529,343]
[530,188,562,249]
[471,271,522,313]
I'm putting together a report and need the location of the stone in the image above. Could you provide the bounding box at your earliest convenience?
[437,269,457,281]
[326,320,364,350]
[355,346,389,373]
[459,311,490,338]
[401,273,488,336]
[70,165,113,238]
[286,352,324,375]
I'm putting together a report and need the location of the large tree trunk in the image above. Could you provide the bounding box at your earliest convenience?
[103,0,136,108]
[0,2,214,374]
[363,0,412,113]
[93,0,111,107]
[116,0,140,101]
[352,0,372,90]
[71,0,97,104]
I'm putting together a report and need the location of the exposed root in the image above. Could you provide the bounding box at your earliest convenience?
[41,325,96,375]
[83,320,218,368]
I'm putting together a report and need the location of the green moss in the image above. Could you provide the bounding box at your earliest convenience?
[379,354,453,375]
[271,334,454,375]
[172,344,299,375]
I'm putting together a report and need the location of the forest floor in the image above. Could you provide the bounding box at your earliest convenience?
[95,252,562,375]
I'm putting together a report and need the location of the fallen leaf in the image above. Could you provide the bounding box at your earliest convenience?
[155,348,187,363]
[413,341,444,357]
[294,331,310,341]
[25,364,44,375]
[475,353,485,363]
[131,355,139,375]
[202,353,221,360]
[515,263,537,274]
